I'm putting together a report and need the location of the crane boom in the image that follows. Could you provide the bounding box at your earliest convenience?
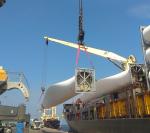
[44,36,127,63]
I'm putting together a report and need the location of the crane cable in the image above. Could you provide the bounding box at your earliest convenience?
[76,45,94,68]
[39,38,49,102]
[76,0,94,69]
[78,0,84,45]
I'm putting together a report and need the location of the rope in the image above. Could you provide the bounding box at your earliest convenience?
[39,40,48,102]
[38,88,45,102]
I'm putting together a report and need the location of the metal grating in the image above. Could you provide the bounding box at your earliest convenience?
[75,68,96,93]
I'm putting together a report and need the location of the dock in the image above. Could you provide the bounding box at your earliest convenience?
[41,127,68,133]
[30,128,68,133]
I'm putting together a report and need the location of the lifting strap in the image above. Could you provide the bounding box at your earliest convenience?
[75,44,94,69]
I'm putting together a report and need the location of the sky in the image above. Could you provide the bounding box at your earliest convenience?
[0,0,150,120]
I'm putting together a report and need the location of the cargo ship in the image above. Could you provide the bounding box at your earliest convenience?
[41,106,60,129]
[41,1,150,132]
[41,25,150,133]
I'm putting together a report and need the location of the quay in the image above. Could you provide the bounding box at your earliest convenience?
[30,128,68,133]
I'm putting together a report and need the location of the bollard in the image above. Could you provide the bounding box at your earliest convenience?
[16,122,24,133]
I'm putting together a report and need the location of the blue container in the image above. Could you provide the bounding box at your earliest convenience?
[16,122,24,133]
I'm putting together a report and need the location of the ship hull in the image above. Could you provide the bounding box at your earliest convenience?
[67,118,150,133]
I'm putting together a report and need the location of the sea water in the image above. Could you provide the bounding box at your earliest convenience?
[60,124,70,132]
